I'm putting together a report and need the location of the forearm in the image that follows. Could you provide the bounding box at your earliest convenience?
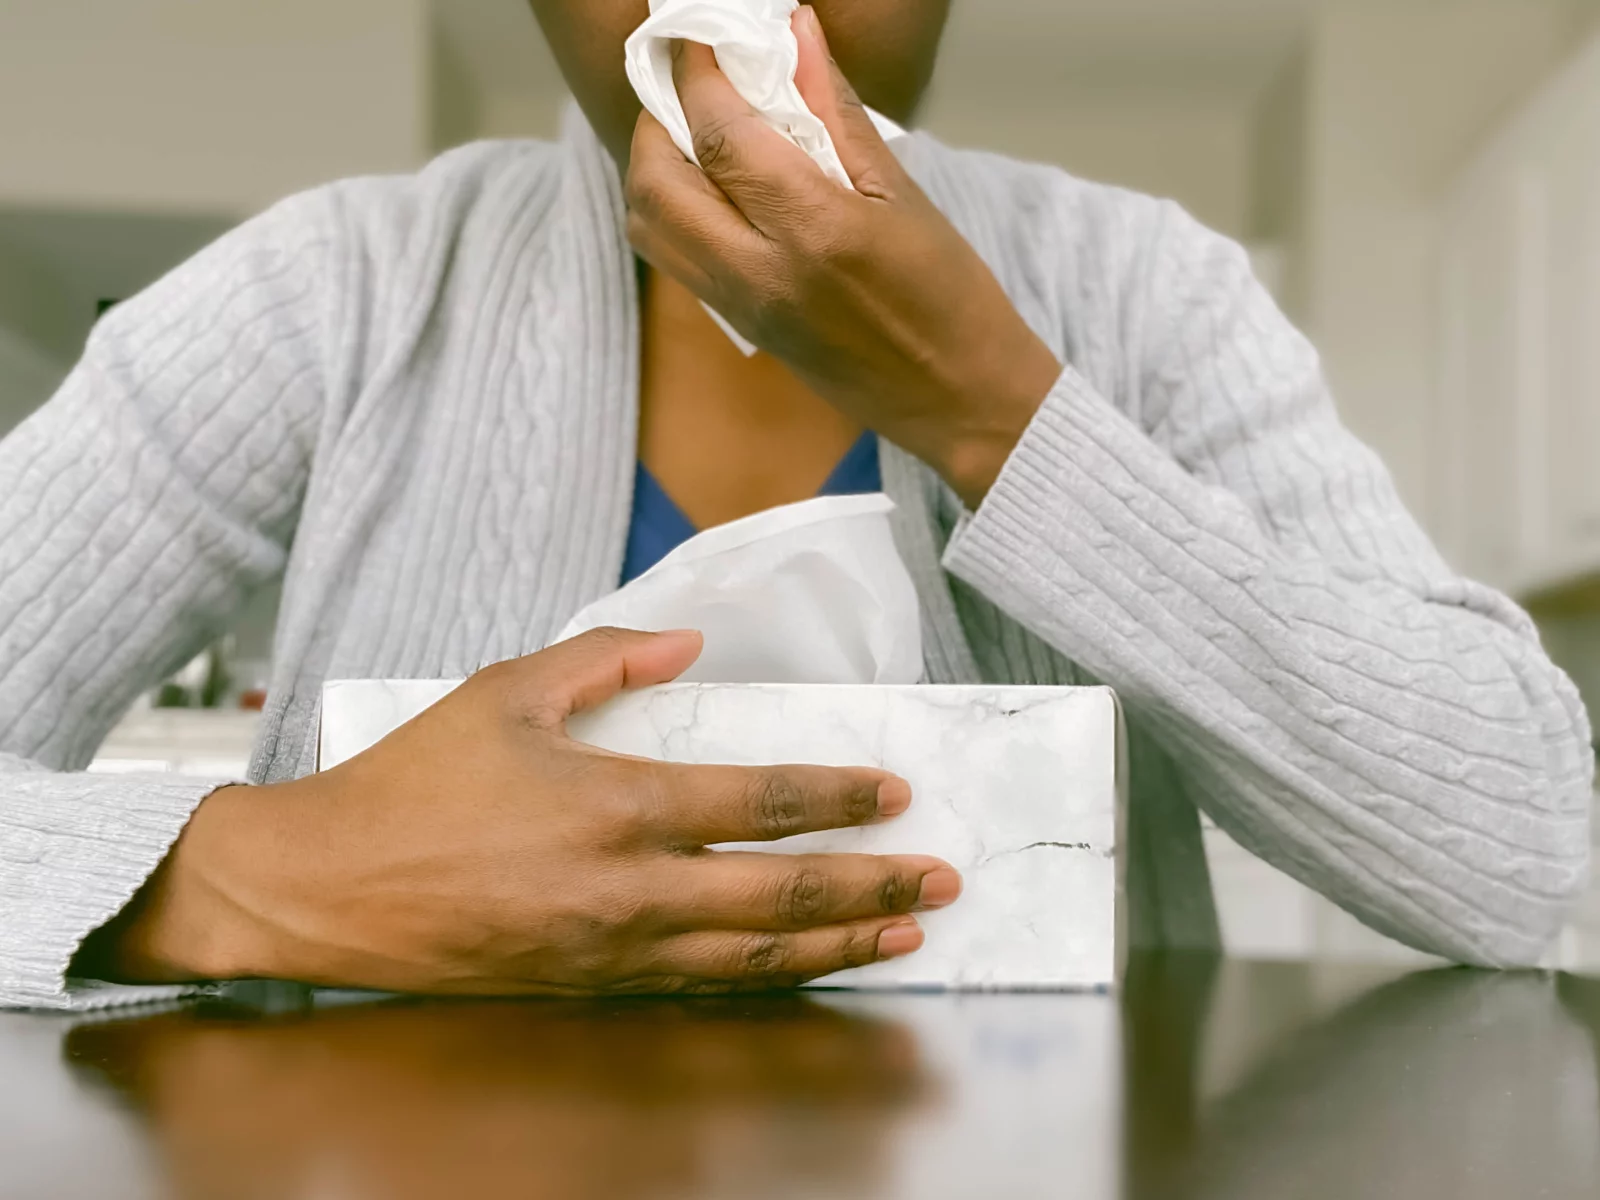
[0,195,335,1009]
[945,370,1594,965]
[70,785,247,988]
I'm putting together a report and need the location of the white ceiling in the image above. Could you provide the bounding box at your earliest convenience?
[432,0,1317,110]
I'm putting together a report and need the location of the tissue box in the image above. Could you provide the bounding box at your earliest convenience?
[319,682,1127,991]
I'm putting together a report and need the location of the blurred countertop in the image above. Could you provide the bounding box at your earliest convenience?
[90,708,261,780]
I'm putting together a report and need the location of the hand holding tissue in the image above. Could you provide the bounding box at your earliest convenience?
[624,0,906,192]
[620,4,1063,503]
[625,0,907,355]
[321,496,1126,990]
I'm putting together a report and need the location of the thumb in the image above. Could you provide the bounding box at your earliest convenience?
[791,5,899,197]
[514,627,704,727]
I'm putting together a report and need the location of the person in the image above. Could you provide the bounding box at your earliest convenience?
[0,1,1590,1010]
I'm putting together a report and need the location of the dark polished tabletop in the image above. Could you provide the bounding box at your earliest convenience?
[3,956,1597,1199]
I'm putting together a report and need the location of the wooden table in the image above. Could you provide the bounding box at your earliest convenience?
[2,956,1596,1198]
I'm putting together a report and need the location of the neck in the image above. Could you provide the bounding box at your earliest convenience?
[637,266,865,529]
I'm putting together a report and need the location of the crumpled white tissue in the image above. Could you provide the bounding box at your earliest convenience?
[624,0,907,356]
[556,493,923,685]
[625,0,909,189]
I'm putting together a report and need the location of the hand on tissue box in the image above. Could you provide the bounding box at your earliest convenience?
[319,496,1126,991]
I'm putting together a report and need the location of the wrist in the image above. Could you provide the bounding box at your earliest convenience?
[937,429,1026,513]
[77,783,293,985]
[935,340,1061,510]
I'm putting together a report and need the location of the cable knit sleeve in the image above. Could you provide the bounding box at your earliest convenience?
[0,194,331,1009]
[943,198,1594,967]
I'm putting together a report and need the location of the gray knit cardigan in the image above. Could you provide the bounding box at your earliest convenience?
[0,109,1591,1010]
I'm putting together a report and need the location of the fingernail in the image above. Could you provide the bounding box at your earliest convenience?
[878,920,924,960]
[917,868,963,911]
[876,777,912,819]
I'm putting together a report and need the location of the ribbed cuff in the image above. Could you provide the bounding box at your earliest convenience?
[942,364,1257,664]
[2,773,236,1011]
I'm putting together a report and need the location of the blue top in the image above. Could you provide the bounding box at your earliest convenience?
[621,433,882,584]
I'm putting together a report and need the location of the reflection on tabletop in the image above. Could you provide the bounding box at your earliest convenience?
[67,995,940,1200]
[24,958,1599,1199]
[1125,958,1600,1199]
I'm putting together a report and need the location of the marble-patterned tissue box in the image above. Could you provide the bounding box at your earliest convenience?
[319,682,1127,991]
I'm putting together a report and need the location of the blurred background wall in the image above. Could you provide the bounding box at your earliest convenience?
[3,0,1595,513]
[2,0,1599,963]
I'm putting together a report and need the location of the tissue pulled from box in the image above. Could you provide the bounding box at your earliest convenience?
[556,492,923,685]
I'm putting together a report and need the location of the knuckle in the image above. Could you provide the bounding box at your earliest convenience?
[622,166,651,209]
[839,925,882,971]
[561,761,650,848]
[490,675,562,734]
[593,877,654,934]
[560,894,651,985]
[597,764,662,843]
[851,167,898,203]
[556,923,626,984]
[776,867,830,926]
[578,625,634,651]
[624,210,653,253]
[876,869,918,915]
[791,207,849,258]
[513,699,567,735]
[841,780,879,827]
[752,772,808,839]
[748,275,806,340]
[624,169,668,221]
[736,932,792,979]
[693,118,741,178]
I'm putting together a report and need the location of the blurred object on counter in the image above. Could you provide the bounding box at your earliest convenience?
[232,661,271,713]
[91,708,260,780]
[150,639,270,712]
[152,642,230,710]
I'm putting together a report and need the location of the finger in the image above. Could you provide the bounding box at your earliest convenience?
[627,113,763,301]
[628,107,762,252]
[501,627,704,729]
[790,5,900,198]
[648,916,927,988]
[655,762,912,845]
[627,207,720,301]
[669,851,963,932]
[669,38,833,224]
